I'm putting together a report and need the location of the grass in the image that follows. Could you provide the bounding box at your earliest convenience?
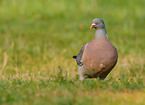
[0,0,145,105]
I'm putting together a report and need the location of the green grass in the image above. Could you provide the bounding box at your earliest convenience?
[0,0,145,105]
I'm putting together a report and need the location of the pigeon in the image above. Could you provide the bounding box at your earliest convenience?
[73,18,118,80]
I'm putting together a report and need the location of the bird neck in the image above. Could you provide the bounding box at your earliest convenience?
[95,28,107,39]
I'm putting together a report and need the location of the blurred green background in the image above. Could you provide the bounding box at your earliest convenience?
[0,0,145,105]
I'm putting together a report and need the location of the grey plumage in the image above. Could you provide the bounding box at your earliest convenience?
[75,44,87,66]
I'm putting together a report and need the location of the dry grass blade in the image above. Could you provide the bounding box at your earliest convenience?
[0,52,9,75]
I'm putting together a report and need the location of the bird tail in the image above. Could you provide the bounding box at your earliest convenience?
[72,56,77,59]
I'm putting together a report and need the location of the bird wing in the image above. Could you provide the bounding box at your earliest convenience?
[76,43,88,66]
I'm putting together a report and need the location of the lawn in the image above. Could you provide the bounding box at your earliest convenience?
[0,0,145,105]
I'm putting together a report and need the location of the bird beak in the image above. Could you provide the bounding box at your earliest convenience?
[90,23,96,29]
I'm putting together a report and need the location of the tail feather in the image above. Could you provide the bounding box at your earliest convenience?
[73,56,77,59]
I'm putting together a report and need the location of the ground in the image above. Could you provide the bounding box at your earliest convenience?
[0,0,145,105]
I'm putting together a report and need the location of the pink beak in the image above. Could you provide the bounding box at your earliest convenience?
[90,23,96,29]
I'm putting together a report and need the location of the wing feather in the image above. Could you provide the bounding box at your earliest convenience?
[76,43,88,66]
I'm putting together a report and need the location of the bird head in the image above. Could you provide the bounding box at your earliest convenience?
[90,18,105,29]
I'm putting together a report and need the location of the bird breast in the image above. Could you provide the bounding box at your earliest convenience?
[82,38,118,73]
